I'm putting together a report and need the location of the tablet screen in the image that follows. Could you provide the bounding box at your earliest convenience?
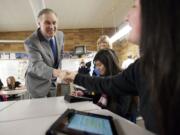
[46,109,118,135]
[68,114,113,135]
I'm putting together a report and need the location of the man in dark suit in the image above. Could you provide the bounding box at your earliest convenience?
[24,8,64,98]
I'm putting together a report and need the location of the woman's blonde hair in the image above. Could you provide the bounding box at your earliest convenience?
[97,35,112,50]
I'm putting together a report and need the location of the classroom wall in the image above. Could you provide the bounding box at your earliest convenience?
[114,40,139,65]
[0,28,115,52]
[0,28,139,84]
[0,28,139,66]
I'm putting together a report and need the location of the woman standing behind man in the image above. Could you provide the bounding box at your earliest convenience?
[97,35,112,50]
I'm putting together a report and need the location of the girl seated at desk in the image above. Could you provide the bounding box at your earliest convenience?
[6,76,22,90]
[72,49,131,118]
[6,76,25,101]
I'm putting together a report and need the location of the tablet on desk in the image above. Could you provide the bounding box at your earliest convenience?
[46,109,118,135]
[64,95,93,103]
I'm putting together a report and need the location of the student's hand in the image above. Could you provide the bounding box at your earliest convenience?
[71,90,84,96]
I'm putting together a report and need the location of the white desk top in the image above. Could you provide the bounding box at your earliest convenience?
[0,89,27,96]
[0,96,100,122]
[0,109,154,135]
[0,101,16,112]
[0,115,60,135]
[0,96,155,135]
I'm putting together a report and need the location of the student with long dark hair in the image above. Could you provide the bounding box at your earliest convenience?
[73,49,131,117]
[62,0,180,134]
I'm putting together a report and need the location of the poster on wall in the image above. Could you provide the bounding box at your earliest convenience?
[0,52,28,59]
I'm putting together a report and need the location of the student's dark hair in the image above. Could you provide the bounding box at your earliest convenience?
[140,0,180,135]
[38,8,57,19]
[93,49,121,76]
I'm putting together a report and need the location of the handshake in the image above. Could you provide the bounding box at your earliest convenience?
[53,69,77,83]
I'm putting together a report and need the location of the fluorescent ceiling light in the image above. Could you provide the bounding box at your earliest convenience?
[0,40,24,43]
[110,24,132,44]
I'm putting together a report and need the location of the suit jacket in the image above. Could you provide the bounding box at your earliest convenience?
[24,29,64,98]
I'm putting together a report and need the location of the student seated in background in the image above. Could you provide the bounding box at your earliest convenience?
[72,49,131,118]
[6,76,21,90]
[6,76,24,101]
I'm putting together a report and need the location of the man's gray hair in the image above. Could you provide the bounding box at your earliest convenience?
[37,8,57,18]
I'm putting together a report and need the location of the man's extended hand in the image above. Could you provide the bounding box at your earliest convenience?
[59,70,77,83]
[53,69,61,78]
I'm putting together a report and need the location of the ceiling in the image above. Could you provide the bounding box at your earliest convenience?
[0,0,133,32]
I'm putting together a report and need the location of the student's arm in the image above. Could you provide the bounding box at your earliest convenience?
[73,60,140,97]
